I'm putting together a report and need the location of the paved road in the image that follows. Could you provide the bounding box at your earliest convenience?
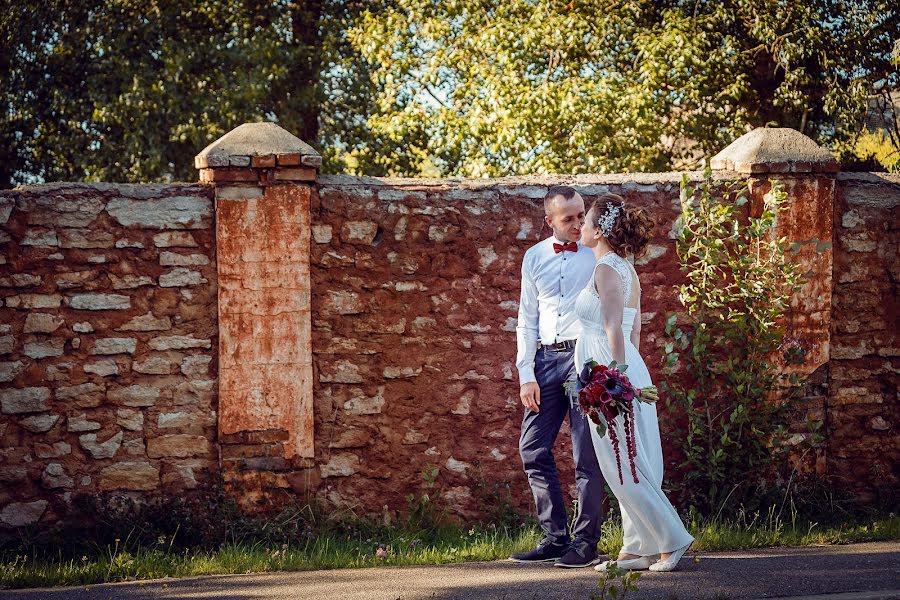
[1,541,898,600]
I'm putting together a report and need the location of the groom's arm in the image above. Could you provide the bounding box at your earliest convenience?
[515,258,540,387]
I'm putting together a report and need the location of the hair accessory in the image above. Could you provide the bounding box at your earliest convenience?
[598,202,622,237]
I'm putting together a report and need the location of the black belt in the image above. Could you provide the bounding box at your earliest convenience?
[541,339,577,352]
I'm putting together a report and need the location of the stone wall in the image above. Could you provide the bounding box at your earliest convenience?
[306,174,697,518]
[828,173,899,502]
[1,124,896,531]
[0,183,218,528]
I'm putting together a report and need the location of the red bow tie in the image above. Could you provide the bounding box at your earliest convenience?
[553,241,578,254]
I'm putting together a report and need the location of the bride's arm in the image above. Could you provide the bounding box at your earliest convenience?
[595,264,626,364]
[630,295,641,351]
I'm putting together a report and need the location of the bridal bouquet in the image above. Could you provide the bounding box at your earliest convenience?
[571,360,658,485]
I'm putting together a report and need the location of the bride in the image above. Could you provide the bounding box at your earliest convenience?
[575,194,694,573]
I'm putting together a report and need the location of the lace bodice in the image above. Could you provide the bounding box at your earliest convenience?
[596,252,637,305]
[575,252,640,337]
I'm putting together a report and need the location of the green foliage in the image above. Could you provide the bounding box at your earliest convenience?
[0,0,327,186]
[592,562,642,600]
[404,463,448,532]
[660,170,814,517]
[2,2,897,183]
[348,0,899,177]
[847,130,900,173]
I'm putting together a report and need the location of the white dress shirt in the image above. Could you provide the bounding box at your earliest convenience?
[515,236,596,385]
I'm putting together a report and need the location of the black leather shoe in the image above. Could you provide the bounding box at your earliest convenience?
[509,541,569,563]
[554,542,599,568]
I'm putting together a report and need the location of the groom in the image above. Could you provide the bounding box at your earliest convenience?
[510,186,606,568]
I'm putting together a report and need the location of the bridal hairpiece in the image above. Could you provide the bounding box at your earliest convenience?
[598,202,622,237]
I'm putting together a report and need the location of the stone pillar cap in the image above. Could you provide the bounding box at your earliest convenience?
[711,127,839,174]
[194,122,322,170]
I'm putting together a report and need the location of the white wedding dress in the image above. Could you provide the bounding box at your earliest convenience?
[574,252,694,557]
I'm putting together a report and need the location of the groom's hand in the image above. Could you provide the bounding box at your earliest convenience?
[520,383,541,412]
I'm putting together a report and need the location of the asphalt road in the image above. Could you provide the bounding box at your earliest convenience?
[1,541,898,600]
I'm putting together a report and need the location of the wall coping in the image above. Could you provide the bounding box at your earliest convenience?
[4,182,210,195]
[711,127,839,174]
[316,170,744,190]
[195,122,321,170]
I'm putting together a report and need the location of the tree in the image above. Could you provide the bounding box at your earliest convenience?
[347,0,900,176]
[0,0,325,187]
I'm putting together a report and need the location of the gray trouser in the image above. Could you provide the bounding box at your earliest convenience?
[519,346,606,547]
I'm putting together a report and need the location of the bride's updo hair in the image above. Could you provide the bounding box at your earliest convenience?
[589,193,655,259]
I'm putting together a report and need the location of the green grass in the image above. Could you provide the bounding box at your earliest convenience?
[0,525,538,589]
[1,514,897,589]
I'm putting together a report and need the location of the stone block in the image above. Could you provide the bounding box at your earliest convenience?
[153,232,199,247]
[67,413,101,432]
[24,313,65,334]
[99,461,160,491]
[147,434,210,458]
[446,457,471,473]
[322,290,364,315]
[0,361,26,383]
[18,414,60,433]
[343,387,385,415]
[312,225,332,244]
[172,379,215,406]
[122,438,146,456]
[239,457,289,470]
[1,387,51,414]
[319,360,364,384]
[79,431,123,459]
[0,336,14,354]
[384,366,422,379]
[4,294,63,309]
[0,467,27,482]
[159,268,205,287]
[55,271,100,290]
[116,408,144,431]
[117,312,172,332]
[20,195,103,227]
[215,186,264,200]
[83,360,119,377]
[68,294,131,310]
[57,382,105,407]
[341,221,379,244]
[24,339,66,359]
[285,468,321,495]
[133,356,173,375]
[35,441,71,458]
[149,335,211,351]
[0,274,42,287]
[157,411,196,429]
[42,463,74,489]
[106,196,213,229]
[108,385,160,407]
[328,429,372,449]
[180,355,211,377]
[108,274,154,289]
[274,167,316,181]
[320,454,359,477]
[21,229,59,246]
[58,229,115,249]
[91,338,137,355]
[159,252,210,266]
[0,500,48,527]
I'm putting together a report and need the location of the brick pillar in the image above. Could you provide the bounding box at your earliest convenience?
[196,123,321,507]
[711,127,839,475]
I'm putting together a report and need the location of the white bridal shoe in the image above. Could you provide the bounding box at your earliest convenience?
[594,556,653,572]
[648,542,692,572]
